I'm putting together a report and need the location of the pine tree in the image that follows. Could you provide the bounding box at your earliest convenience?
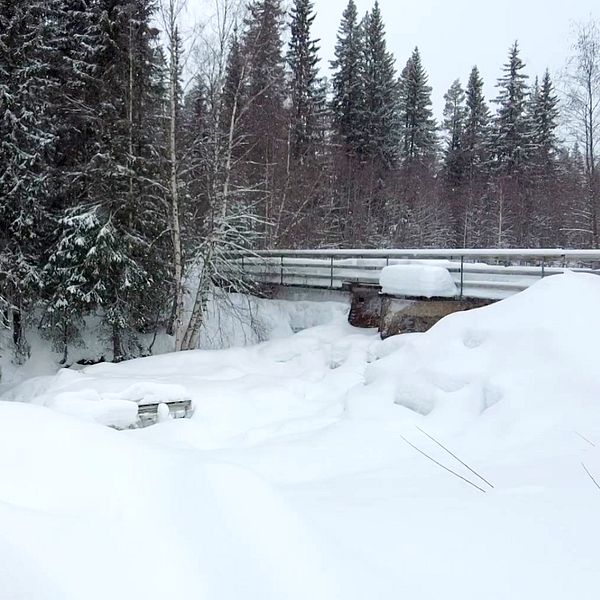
[360,1,399,166]
[398,47,437,165]
[330,0,364,154]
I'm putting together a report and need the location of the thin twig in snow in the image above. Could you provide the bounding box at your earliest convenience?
[582,462,600,492]
[416,426,495,489]
[400,434,487,494]
[575,431,596,447]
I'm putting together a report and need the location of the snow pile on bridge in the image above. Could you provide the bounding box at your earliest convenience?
[379,264,458,297]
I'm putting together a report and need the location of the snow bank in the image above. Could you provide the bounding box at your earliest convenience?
[197,292,349,349]
[367,272,600,446]
[5,273,600,600]
[0,402,348,600]
[379,264,457,297]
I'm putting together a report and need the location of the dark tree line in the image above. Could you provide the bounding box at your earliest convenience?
[0,0,599,362]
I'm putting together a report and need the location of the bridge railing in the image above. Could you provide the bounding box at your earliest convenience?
[222,249,600,300]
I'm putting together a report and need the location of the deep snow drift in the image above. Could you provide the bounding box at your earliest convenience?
[2,272,600,599]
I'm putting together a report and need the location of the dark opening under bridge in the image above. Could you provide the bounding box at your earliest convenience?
[223,249,600,336]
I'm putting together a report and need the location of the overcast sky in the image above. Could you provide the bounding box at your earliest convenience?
[313,0,598,117]
[188,0,598,118]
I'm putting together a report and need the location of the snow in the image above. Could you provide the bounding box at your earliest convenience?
[379,263,458,297]
[0,403,345,600]
[3,272,600,599]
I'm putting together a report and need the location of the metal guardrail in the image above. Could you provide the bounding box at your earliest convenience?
[223,249,600,300]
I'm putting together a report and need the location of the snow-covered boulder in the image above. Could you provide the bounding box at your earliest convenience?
[379,264,457,298]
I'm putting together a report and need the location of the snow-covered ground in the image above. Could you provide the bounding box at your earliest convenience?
[2,272,600,599]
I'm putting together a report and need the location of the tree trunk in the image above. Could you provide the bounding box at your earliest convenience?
[168,23,184,351]
[181,258,212,351]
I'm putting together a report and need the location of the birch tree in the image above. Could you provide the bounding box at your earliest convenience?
[564,20,600,247]
[160,0,187,350]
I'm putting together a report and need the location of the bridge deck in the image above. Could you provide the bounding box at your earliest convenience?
[224,249,600,301]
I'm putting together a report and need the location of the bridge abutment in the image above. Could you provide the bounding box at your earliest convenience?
[379,296,493,338]
[345,283,493,337]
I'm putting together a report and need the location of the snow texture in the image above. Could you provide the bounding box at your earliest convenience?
[2,273,600,599]
[379,264,458,297]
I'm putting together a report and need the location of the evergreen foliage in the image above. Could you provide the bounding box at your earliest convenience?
[398,47,437,164]
[360,1,399,166]
[287,0,324,160]
[330,0,364,154]
[0,2,597,363]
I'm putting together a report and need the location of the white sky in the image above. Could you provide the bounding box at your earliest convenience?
[188,0,599,118]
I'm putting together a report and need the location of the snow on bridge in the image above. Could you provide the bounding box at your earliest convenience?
[225,248,600,300]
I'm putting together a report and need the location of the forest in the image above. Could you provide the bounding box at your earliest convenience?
[1,0,599,361]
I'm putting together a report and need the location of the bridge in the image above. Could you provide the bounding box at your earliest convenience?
[223,249,600,336]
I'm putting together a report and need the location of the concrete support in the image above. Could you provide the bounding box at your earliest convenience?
[348,285,383,328]
[379,296,493,338]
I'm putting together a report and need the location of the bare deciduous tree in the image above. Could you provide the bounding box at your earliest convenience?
[564,19,600,246]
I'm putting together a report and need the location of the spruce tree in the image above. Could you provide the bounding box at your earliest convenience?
[221,28,245,140]
[330,0,364,154]
[463,66,491,181]
[491,42,534,177]
[360,1,399,166]
[42,0,169,361]
[241,0,287,242]
[531,69,560,174]
[490,41,536,245]
[287,0,324,160]
[39,0,103,360]
[459,66,492,246]
[442,79,467,186]
[440,79,468,245]
[0,0,60,357]
[398,47,437,165]
[528,69,561,245]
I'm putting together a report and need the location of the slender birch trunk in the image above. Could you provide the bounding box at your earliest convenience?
[166,8,185,350]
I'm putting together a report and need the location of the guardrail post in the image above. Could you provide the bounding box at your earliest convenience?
[459,255,464,299]
[541,257,545,278]
[280,256,284,286]
[330,255,334,289]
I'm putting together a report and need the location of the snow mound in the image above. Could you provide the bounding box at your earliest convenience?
[5,274,600,599]
[379,264,457,297]
[0,402,347,600]
[367,272,600,443]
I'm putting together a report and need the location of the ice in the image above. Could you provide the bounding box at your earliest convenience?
[379,264,458,297]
